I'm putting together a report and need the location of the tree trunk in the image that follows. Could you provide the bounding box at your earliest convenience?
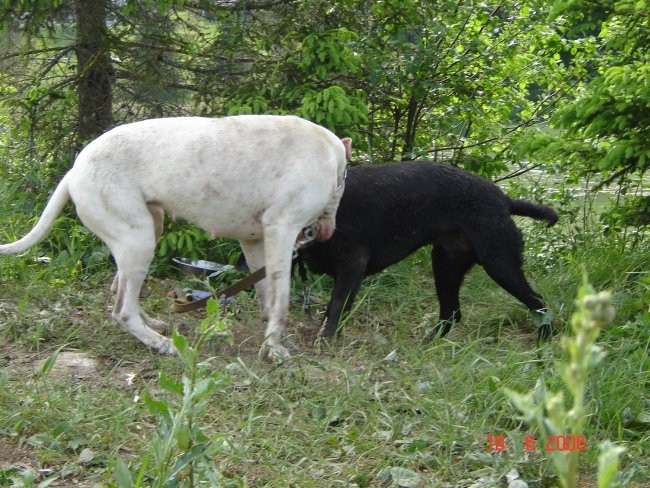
[401,93,426,161]
[75,0,113,145]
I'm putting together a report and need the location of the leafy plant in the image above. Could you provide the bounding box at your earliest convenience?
[298,85,367,135]
[601,195,650,231]
[111,299,238,488]
[157,223,211,261]
[518,0,650,185]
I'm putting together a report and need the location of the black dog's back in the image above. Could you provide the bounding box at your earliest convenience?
[307,163,504,272]
[300,161,557,339]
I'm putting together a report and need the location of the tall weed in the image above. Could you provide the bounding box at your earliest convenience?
[505,276,626,488]
[110,299,241,488]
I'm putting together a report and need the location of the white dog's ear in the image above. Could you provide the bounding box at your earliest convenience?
[341,137,352,161]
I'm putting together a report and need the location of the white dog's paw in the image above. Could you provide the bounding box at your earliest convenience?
[260,343,291,362]
[156,337,177,355]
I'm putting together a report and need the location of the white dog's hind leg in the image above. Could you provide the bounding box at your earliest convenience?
[141,202,168,332]
[110,238,175,354]
[76,195,174,354]
[108,203,166,331]
[147,203,165,244]
[110,275,119,294]
[109,271,165,332]
[140,311,167,332]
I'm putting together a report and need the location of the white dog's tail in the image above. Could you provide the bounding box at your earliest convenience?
[0,173,71,255]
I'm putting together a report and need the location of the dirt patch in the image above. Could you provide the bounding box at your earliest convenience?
[0,441,36,470]
[0,439,98,487]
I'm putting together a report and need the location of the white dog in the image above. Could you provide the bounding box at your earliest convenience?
[0,115,350,359]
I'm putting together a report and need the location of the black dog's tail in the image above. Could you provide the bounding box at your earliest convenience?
[509,199,559,227]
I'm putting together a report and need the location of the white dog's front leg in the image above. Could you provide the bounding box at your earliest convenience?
[258,224,297,361]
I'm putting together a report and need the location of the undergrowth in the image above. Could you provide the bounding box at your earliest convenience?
[0,167,648,486]
[0,226,648,486]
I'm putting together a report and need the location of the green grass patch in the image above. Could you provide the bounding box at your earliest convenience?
[1,227,648,486]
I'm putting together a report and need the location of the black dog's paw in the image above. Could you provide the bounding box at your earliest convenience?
[423,320,453,342]
[532,308,555,341]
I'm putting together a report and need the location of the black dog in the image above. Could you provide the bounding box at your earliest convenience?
[299,161,558,340]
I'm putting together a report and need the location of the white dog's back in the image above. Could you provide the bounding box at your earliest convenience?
[70,115,345,239]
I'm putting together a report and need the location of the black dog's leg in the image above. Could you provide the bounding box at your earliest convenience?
[484,262,551,340]
[426,244,476,340]
[478,226,551,340]
[322,251,369,337]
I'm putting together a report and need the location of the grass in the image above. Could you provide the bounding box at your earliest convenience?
[0,219,648,486]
